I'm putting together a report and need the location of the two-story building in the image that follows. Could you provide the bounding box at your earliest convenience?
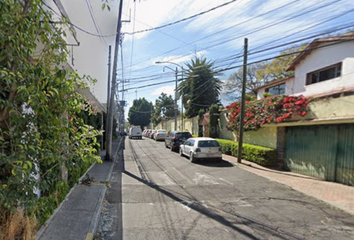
[253,32,354,185]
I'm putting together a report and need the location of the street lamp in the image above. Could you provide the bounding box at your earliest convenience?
[155,61,184,131]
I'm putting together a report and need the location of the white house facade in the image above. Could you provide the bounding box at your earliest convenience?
[289,38,354,97]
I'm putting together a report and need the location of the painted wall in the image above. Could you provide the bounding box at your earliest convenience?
[293,41,354,96]
[155,116,199,135]
[56,0,119,104]
[243,126,277,149]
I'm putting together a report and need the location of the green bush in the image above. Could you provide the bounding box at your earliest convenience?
[216,139,278,167]
[35,181,70,226]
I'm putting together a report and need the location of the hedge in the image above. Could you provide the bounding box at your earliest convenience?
[216,139,278,167]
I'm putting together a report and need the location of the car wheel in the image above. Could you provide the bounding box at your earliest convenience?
[179,148,183,156]
[190,152,196,163]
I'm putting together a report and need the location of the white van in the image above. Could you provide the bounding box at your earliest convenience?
[129,126,142,139]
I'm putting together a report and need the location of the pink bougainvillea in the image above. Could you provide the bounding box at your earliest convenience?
[226,95,310,131]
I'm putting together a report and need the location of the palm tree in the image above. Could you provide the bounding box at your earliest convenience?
[178,57,222,118]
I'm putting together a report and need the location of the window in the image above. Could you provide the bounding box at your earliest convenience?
[198,140,220,147]
[176,132,192,138]
[265,83,285,95]
[306,63,342,85]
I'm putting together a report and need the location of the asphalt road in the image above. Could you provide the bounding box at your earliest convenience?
[96,137,354,240]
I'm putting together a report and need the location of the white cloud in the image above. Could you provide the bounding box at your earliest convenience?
[152,50,207,65]
[151,85,175,96]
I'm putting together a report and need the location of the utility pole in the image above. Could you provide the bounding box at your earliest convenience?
[106,0,124,161]
[155,61,182,131]
[181,67,184,131]
[105,45,111,152]
[174,67,178,131]
[237,38,248,163]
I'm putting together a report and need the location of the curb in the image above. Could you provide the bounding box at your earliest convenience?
[88,138,123,238]
[85,185,107,240]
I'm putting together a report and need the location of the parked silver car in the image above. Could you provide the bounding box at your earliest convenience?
[154,129,167,141]
[179,137,222,163]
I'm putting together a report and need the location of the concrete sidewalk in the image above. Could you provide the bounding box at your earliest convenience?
[223,154,354,216]
[37,138,122,240]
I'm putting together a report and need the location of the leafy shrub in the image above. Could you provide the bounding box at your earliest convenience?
[34,181,70,226]
[216,139,278,167]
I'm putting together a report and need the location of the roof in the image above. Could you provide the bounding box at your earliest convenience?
[253,77,294,92]
[78,88,106,113]
[287,32,354,71]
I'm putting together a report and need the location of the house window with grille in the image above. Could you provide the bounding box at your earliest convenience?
[306,63,342,85]
[265,83,285,95]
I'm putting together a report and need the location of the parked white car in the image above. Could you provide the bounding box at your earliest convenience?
[154,129,167,141]
[179,137,222,163]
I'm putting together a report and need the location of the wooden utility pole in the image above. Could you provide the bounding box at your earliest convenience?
[237,38,248,163]
[106,0,124,161]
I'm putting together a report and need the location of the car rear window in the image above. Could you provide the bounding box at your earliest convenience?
[176,132,192,138]
[198,140,220,147]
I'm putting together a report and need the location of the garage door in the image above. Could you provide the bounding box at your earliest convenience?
[286,124,354,186]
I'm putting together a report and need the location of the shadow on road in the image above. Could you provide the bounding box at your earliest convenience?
[122,169,302,240]
[240,162,320,180]
[196,159,234,168]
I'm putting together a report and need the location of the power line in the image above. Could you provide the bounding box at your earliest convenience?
[122,0,238,35]
[123,37,354,92]
[85,0,108,47]
[216,38,354,74]
[122,0,344,71]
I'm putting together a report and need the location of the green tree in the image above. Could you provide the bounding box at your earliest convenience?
[255,44,307,81]
[223,62,268,101]
[179,57,222,118]
[128,98,153,129]
[224,44,307,101]
[151,93,174,126]
[0,0,101,234]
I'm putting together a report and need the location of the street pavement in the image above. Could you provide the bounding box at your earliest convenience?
[38,137,354,240]
[97,138,354,240]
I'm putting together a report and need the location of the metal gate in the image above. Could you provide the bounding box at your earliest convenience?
[286,124,354,186]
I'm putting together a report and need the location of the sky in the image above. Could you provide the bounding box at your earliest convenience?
[61,0,354,118]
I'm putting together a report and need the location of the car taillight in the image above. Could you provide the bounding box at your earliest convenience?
[173,136,178,140]
[195,148,201,152]
[219,147,222,152]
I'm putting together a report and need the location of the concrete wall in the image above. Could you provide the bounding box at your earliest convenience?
[155,116,199,135]
[243,126,277,149]
[294,41,354,96]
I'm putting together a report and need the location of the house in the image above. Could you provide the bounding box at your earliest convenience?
[252,32,354,185]
[254,77,294,99]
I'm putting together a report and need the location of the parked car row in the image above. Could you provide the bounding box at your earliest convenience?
[142,129,167,141]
